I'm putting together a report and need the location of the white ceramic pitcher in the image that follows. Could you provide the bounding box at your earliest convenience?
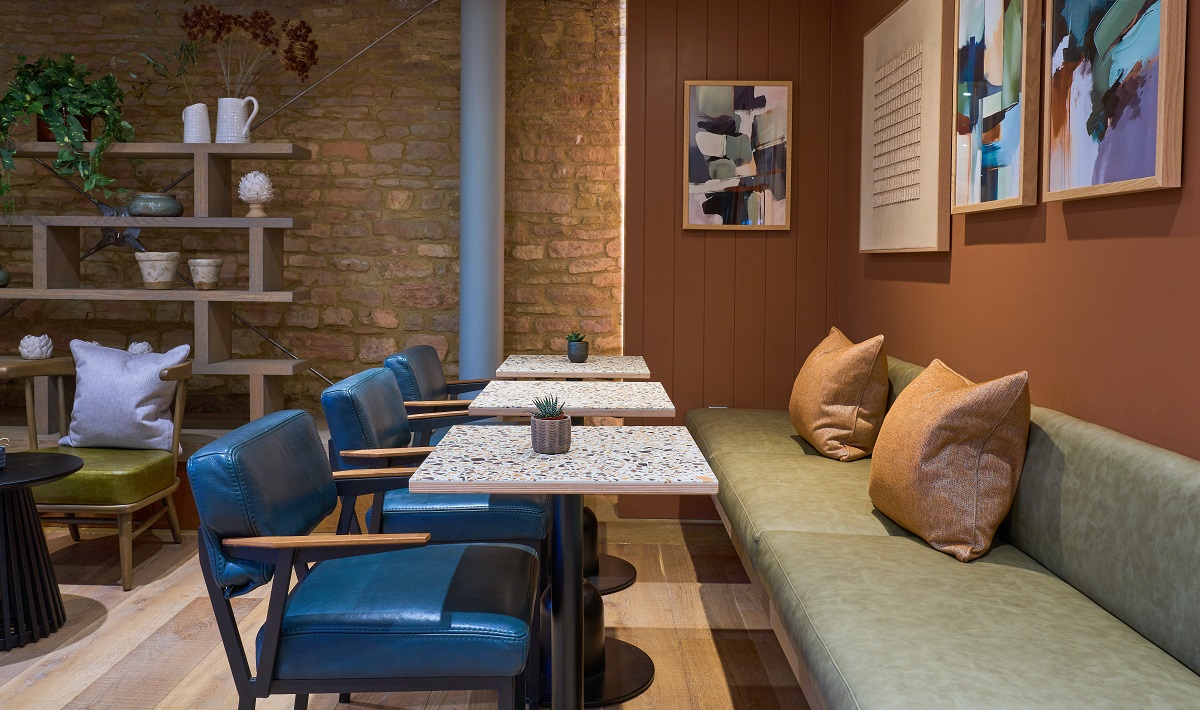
[215,96,258,144]
[182,102,211,143]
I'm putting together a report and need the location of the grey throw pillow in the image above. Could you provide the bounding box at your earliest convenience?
[59,340,190,451]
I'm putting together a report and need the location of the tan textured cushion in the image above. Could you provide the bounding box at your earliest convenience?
[869,359,1031,561]
[788,327,888,461]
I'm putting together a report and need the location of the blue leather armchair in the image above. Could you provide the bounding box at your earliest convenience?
[386,344,491,402]
[320,368,550,547]
[188,410,538,710]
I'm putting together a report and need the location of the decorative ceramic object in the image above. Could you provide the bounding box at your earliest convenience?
[531,395,571,454]
[135,252,181,290]
[566,330,589,363]
[188,258,223,290]
[0,264,9,287]
[182,102,211,143]
[238,171,274,217]
[216,96,258,143]
[127,342,153,355]
[19,334,53,360]
[128,192,184,217]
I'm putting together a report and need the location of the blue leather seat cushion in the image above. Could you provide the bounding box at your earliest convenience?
[259,542,538,679]
[367,489,550,542]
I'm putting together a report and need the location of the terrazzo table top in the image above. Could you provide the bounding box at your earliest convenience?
[467,380,675,418]
[494,354,652,380]
[408,425,718,494]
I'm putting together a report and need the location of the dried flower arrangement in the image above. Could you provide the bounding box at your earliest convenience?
[181,5,318,97]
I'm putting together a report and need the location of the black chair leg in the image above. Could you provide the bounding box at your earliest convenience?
[498,677,517,710]
[339,693,352,703]
[238,695,256,710]
[294,694,309,710]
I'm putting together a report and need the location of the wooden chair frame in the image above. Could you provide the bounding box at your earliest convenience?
[0,357,191,591]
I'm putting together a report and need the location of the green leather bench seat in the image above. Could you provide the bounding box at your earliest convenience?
[711,451,910,565]
[757,531,1200,710]
[32,446,175,506]
[686,408,805,460]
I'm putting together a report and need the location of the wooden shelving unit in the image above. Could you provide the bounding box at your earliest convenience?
[4,142,314,423]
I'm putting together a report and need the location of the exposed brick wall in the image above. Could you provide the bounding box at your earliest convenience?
[0,0,621,416]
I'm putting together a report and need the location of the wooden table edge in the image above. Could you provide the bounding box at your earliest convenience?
[494,371,653,380]
[467,406,677,418]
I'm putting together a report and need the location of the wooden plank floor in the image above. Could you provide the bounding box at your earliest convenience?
[0,495,806,710]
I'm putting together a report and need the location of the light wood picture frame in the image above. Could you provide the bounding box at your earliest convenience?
[859,0,954,253]
[951,0,1042,213]
[682,80,793,231]
[1042,0,1186,202]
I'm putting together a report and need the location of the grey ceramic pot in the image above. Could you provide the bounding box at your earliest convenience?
[531,416,571,454]
[128,192,184,217]
[567,340,589,363]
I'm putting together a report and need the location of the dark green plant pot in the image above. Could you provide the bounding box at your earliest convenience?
[0,266,9,288]
[567,341,589,363]
[128,192,184,217]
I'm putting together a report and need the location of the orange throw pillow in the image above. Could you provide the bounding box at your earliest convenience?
[869,360,1031,561]
[789,327,888,461]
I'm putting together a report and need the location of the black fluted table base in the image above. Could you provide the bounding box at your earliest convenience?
[1,487,65,651]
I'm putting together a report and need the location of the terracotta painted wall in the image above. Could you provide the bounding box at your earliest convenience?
[831,0,1200,459]
[624,0,834,422]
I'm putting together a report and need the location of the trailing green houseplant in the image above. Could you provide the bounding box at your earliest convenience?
[0,54,134,209]
[566,329,589,363]
[531,395,571,455]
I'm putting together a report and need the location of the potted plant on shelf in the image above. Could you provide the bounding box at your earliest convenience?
[0,54,133,209]
[566,330,589,363]
[531,395,571,455]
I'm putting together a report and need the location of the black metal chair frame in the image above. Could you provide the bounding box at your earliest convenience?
[197,523,531,710]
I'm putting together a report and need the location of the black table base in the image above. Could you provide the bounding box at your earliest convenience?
[540,637,655,708]
[1,487,65,651]
[582,506,637,595]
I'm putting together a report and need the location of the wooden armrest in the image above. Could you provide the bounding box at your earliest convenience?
[447,378,491,386]
[160,361,193,381]
[332,467,416,480]
[408,410,470,421]
[404,399,469,408]
[340,446,437,459]
[224,533,430,550]
[0,356,75,382]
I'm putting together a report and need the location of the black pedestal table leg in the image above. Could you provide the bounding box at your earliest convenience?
[1,488,65,651]
[552,494,584,709]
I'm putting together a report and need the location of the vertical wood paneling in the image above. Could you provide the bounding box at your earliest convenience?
[762,0,802,408]
[626,0,831,423]
[701,0,739,409]
[672,2,710,420]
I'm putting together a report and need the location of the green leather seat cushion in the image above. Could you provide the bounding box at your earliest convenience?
[32,446,176,506]
[685,408,806,460]
[756,530,1200,710]
[711,450,910,566]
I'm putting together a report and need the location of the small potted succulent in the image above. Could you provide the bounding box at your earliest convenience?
[566,330,589,363]
[531,395,571,455]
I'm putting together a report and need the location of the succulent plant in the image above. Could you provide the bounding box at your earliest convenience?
[565,330,586,343]
[532,394,566,419]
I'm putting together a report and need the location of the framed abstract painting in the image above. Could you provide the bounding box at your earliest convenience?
[1043,0,1186,201]
[859,0,953,252]
[952,0,1041,213]
[682,81,792,230]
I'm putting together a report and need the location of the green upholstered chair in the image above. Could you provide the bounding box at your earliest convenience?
[0,356,190,591]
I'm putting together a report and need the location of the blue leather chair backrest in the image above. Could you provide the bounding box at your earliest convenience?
[188,410,337,598]
[385,344,448,401]
[322,367,413,470]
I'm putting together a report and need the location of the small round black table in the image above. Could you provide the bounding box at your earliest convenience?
[1,451,83,651]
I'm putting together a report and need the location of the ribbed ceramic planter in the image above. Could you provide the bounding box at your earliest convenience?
[135,252,180,290]
[128,192,184,217]
[531,416,571,454]
[567,341,589,363]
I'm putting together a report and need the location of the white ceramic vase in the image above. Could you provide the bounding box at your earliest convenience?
[216,96,258,144]
[19,334,53,360]
[135,252,181,290]
[182,102,211,143]
[188,258,223,290]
